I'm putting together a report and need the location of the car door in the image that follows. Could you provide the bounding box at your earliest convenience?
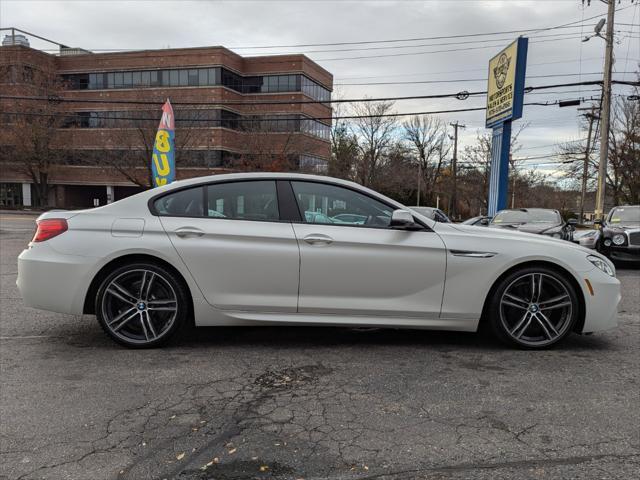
[155,180,299,312]
[288,180,447,318]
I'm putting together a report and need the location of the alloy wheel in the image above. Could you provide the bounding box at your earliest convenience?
[101,269,178,345]
[499,272,574,347]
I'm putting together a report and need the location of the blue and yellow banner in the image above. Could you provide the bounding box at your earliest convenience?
[151,99,175,187]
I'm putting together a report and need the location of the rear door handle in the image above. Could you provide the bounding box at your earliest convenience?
[174,227,205,238]
[303,233,333,245]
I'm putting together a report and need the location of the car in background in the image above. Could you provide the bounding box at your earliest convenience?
[573,229,600,249]
[596,205,640,264]
[489,208,576,241]
[409,206,452,223]
[462,215,491,226]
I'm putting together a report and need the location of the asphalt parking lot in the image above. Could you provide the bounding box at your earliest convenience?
[0,212,638,480]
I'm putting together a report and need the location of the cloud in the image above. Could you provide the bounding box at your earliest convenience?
[1,0,638,158]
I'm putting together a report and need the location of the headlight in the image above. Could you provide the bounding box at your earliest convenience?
[587,254,615,277]
[544,227,563,238]
[612,233,625,245]
[604,239,612,246]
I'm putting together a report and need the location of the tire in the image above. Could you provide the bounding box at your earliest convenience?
[95,262,188,348]
[487,266,579,349]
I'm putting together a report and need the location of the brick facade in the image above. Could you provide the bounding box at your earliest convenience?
[0,43,332,208]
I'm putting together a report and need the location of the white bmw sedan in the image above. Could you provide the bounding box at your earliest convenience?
[17,173,620,349]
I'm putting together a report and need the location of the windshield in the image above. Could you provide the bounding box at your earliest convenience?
[608,206,640,225]
[492,209,561,224]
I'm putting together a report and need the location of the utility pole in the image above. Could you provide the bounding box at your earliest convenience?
[577,105,599,222]
[594,0,616,220]
[449,121,465,219]
[416,163,421,206]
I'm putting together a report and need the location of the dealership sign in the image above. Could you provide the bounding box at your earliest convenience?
[151,99,176,188]
[486,38,527,128]
[486,38,528,215]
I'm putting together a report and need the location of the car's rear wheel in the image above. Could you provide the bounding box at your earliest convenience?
[95,263,187,348]
[488,267,579,349]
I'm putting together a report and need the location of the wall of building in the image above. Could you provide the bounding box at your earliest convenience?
[0,43,333,208]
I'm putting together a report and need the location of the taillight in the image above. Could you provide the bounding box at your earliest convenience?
[32,218,68,242]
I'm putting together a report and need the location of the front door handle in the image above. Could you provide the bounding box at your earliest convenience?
[303,233,333,245]
[174,227,205,238]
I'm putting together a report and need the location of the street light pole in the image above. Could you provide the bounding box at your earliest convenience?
[594,0,616,220]
[449,121,465,219]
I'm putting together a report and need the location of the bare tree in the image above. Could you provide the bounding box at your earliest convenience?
[105,108,209,187]
[350,100,397,187]
[402,115,450,205]
[6,66,67,207]
[329,93,358,180]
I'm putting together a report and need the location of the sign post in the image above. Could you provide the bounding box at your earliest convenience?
[486,37,528,216]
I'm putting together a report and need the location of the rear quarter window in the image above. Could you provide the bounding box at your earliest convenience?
[154,187,204,217]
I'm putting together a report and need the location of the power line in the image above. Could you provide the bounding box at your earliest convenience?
[0,95,609,123]
[2,80,636,108]
[336,72,635,87]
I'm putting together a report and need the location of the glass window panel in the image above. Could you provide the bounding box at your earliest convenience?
[188,69,199,86]
[169,69,179,86]
[198,69,208,86]
[132,71,142,86]
[206,181,279,221]
[208,68,218,85]
[113,72,123,88]
[123,71,133,87]
[154,187,204,217]
[291,181,392,227]
[141,70,150,86]
[179,69,188,86]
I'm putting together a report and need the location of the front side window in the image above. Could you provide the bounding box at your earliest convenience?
[206,181,279,221]
[154,187,204,217]
[291,181,392,227]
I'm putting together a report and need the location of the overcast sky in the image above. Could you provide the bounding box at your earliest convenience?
[2,0,639,175]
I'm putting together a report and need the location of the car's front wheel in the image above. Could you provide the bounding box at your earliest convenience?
[488,266,579,349]
[95,263,188,348]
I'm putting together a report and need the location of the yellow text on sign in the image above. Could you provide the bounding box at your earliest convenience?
[155,130,171,153]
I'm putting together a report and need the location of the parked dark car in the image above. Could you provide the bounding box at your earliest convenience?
[596,205,640,264]
[489,208,576,241]
[462,215,491,226]
[409,207,452,223]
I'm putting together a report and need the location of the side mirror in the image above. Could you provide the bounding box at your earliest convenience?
[480,217,490,226]
[594,219,603,226]
[390,209,419,229]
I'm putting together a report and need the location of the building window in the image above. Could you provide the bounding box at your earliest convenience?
[61,67,330,101]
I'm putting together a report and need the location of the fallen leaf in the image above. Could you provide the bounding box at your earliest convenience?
[228,448,237,455]
[176,452,185,460]
[259,465,269,472]
[169,415,176,420]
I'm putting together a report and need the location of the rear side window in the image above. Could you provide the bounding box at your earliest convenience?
[206,181,279,221]
[154,187,204,217]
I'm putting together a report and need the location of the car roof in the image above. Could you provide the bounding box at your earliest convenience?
[122,172,437,228]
